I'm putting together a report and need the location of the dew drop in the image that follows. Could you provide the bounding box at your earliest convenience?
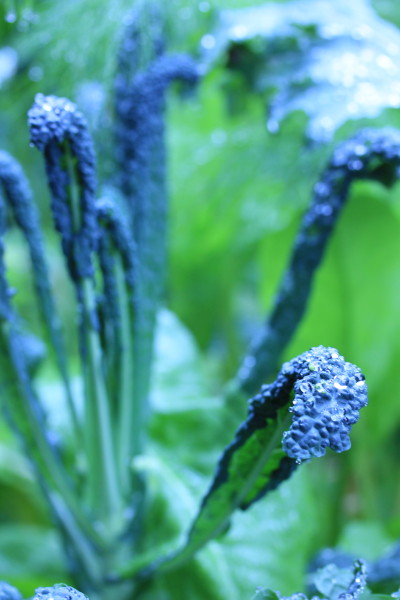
[334,381,347,390]
[299,381,313,394]
[331,407,344,422]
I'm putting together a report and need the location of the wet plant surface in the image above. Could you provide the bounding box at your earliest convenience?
[0,1,400,600]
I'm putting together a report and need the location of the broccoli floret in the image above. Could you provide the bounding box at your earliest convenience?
[282,346,368,462]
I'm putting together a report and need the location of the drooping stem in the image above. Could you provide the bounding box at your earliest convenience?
[115,346,368,581]
[127,412,293,580]
[0,150,79,440]
[28,94,123,523]
[236,128,400,394]
[114,256,138,490]
[81,277,122,520]
[96,198,140,501]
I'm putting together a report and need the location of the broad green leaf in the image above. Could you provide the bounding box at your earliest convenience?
[0,443,49,525]
[150,309,233,474]
[169,86,325,362]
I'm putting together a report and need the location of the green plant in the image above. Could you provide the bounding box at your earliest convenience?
[0,92,370,594]
[1,2,400,600]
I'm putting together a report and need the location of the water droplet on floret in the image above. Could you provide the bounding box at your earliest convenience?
[330,407,345,422]
[334,381,347,390]
[299,381,313,394]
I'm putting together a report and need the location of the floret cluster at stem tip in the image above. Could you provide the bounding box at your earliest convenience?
[281,346,368,462]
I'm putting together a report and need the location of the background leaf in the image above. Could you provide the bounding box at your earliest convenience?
[0,523,67,596]
[210,0,400,141]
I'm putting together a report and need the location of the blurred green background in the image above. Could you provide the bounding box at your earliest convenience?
[1,0,400,598]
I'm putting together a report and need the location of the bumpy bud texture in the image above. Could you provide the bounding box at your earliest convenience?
[28,93,97,282]
[28,94,79,151]
[33,584,88,600]
[281,346,368,462]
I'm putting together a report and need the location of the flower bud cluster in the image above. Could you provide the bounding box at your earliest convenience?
[28,93,97,282]
[28,94,80,152]
[282,346,368,462]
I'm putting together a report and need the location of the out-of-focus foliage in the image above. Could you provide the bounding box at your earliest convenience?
[0,0,400,598]
[134,312,326,599]
[210,0,400,141]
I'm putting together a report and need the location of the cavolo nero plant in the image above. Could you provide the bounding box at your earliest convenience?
[0,2,400,600]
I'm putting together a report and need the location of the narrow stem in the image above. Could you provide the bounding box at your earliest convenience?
[81,277,123,522]
[54,147,82,437]
[115,257,136,497]
[63,146,123,523]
